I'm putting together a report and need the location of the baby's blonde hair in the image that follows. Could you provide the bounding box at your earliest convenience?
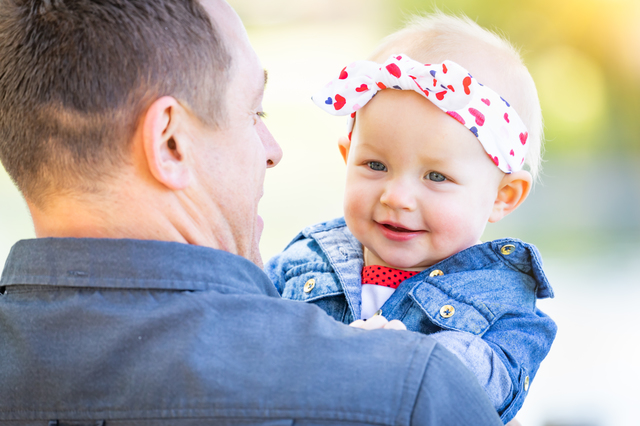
[369,12,544,180]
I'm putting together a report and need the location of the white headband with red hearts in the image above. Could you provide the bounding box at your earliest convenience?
[311,54,529,173]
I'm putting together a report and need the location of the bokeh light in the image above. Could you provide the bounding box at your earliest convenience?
[532,45,607,132]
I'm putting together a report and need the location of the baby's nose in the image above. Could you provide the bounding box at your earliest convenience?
[380,179,417,211]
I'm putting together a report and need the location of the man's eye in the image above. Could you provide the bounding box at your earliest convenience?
[368,161,387,172]
[426,171,446,182]
[253,111,267,125]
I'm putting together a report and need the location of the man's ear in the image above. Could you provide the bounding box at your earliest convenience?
[142,96,191,190]
[338,136,351,164]
[489,170,532,223]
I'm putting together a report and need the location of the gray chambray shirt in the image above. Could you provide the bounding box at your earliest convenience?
[0,238,501,426]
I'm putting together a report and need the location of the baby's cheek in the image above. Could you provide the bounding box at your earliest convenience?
[343,187,375,240]
[429,205,478,248]
[342,189,362,220]
[343,182,369,212]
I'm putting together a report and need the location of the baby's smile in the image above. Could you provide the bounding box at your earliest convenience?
[382,223,418,233]
[375,221,427,244]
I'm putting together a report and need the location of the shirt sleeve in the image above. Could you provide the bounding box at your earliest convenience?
[428,305,557,423]
[431,330,512,409]
[411,343,504,426]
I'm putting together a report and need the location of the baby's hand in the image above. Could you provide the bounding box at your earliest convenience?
[350,315,407,331]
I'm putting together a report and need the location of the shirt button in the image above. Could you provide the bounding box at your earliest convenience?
[524,375,530,391]
[303,278,316,293]
[439,304,455,318]
[500,244,516,255]
[429,269,444,277]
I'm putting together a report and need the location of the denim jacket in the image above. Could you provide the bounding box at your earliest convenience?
[265,217,557,424]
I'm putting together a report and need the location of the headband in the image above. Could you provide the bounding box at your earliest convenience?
[311,54,528,173]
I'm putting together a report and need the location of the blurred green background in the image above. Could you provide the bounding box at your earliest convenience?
[1,0,638,425]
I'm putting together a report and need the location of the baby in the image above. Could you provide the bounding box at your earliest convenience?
[266,13,556,424]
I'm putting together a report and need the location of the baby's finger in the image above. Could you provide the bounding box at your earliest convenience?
[359,315,389,330]
[383,320,407,330]
[349,319,367,329]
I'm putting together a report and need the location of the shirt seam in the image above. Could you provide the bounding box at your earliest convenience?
[0,275,256,294]
[0,407,397,424]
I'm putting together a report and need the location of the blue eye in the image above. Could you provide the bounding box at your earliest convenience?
[368,161,387,172]
[426,171,446,182]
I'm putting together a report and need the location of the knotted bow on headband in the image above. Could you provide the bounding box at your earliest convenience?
[311,54,529,173]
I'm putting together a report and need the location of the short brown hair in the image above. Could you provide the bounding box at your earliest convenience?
[0,0,231,206]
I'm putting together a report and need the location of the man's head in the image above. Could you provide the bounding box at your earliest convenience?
[168,0,281,266]
[0,0,282,266]
[0,0,230,206]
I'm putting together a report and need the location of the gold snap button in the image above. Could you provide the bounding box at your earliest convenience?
[303,278,316,293]
[524,375,530,391]
[429,269,444,277]
[500,244,516,255]
[372,309,382,317]
[439,305,455,318]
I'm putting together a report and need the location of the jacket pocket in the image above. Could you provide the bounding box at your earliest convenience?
[281,263,341,301]
[409,281,494,336]
[280,265,350,324]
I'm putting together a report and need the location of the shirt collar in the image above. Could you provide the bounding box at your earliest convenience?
[1,237,279,297]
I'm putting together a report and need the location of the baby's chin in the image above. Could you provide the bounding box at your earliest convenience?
[383,258,434,272]
[365,247,436,272]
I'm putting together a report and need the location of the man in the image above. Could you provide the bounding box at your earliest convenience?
[0,0,502,424]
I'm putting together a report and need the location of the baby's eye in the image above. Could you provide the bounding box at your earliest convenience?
[426,171,446,182]
[368,161,387,172]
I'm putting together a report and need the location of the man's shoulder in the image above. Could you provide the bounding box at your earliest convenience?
[0,238,502,425]
[1,237,278,296]
[0,276,498,424]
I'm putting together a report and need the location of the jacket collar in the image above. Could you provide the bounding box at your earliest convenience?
[307,219,553,300]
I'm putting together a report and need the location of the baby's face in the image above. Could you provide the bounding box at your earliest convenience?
[342,89,504,270]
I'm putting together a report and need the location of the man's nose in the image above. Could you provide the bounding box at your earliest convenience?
[257,121,282,168]
[380,178,417,211]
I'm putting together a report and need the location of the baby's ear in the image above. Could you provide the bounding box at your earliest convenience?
[338,136,351,164]
[489,170,532,223]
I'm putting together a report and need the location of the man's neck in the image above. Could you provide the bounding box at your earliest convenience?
[25,187,250,267]
[27,194,183,242]
[27,198,166,239]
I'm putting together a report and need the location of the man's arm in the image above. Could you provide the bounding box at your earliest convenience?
[412,342,504,425]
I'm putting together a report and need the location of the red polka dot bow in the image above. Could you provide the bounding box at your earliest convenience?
[311,54,529,173]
